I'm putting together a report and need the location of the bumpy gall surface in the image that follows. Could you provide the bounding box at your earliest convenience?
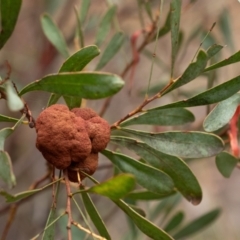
[36,105,111,182]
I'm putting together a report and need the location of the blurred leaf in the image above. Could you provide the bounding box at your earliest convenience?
[0,151,16,188]
[120,108,195,127]
[0,114,18,123]
[121,129,224,159]
[114,199,174,240]
[215,152,238,178]
[96,32,124,70]
[74,7,84,48]
[156,9,171,39]
[203,94,240,132]
[19,72,124,99]
[47,93,61,107]
[111,136,202,205]
[164,211,184,233]
[165,50,208,94]
[126,190,175,201]
[95,5,117,46]
[59,45,100,72]
[219,9,234,52]
[0,0,22,49]
[102,150,175,196]
[88,174,136,200]
[170,0,181,76]
[80,0,91,23]
[143,1,153,21]
[5,81,24,111]
[207,44,224,59]
[63,96,81,110]
[128,204,146,217]
[156,75,240,109]
[204,51,240,72]
[41,13,69,58]
[173,209,221,239]
[0,178,62,203]
[0,128,13,150]
[81,191,111,239]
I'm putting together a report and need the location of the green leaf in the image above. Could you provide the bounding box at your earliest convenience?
[215,152,238,178]
[114,199,174,240]
[59,45,100,72]
[111,136,202,205]
[0,178,62,203]
[165,50,208,94]
[203,94,240,132]
[164,211,184,233]
[74,7,84,48]
[121,129,224,159]
[63,96,81,110]
[0,0,22,49]
[204,51,240,72]
[170,0,181,76]
[47,93,61,107]
[102,150,175,196]
[5,81,24,111]
[156,75,240,109]
[219,9,234,52]
[80,0,91,23]
[96,32,124,70]
[19,72,124,99]
[0,128,13,150]
[81,191,111,239]
[206,44,224,59]
[120,108,195,127]
[155,9,171,39]
[126,191,175,201]
[41,13,69,58]
[0,114,19,123]
[173,209,221,239]
[95,5,117,46]
[0,151,16,188]
[88,174,136,200]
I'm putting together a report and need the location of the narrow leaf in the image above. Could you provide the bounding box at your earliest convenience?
[0,128,14,150]
[126,191,175,201]
[19,72,124,99]
[173,209,221,239]
[81,191,111,239]
[207,44,224,59]
[156,75,240,110]
[80,0,91,23]
[96,32,124,70]
[111,136,202,205]
[102,150,175,196]
[170,0,181,76]
[74,7,84,48]
[0,151,16,188]
[95,5,117,46]
[5,81,24,111]
[114,199,174,240]
[165,50,208,94]
[204,51,240,72]
[47,93,61,107]
[164,211,184,233]
[63,96,81,110]
[0,114,19,123]
[155,9,171,39]
[203,94,240,132]
[120,108,195,127]
[88,174,136,200]
[59,45,100,72]
[121,129,224,159]
[0,178,62,203]
[0,0,22,49]
[41,13,69,58]
[215,152,238,178]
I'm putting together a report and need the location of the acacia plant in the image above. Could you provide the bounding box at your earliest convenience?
[0,1,240,240]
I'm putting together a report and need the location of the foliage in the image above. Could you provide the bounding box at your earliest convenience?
[0,1,239,240]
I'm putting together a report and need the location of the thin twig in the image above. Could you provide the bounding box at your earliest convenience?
[72,221,107,240]
[0,205,17,240]
[63,169,73,240]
